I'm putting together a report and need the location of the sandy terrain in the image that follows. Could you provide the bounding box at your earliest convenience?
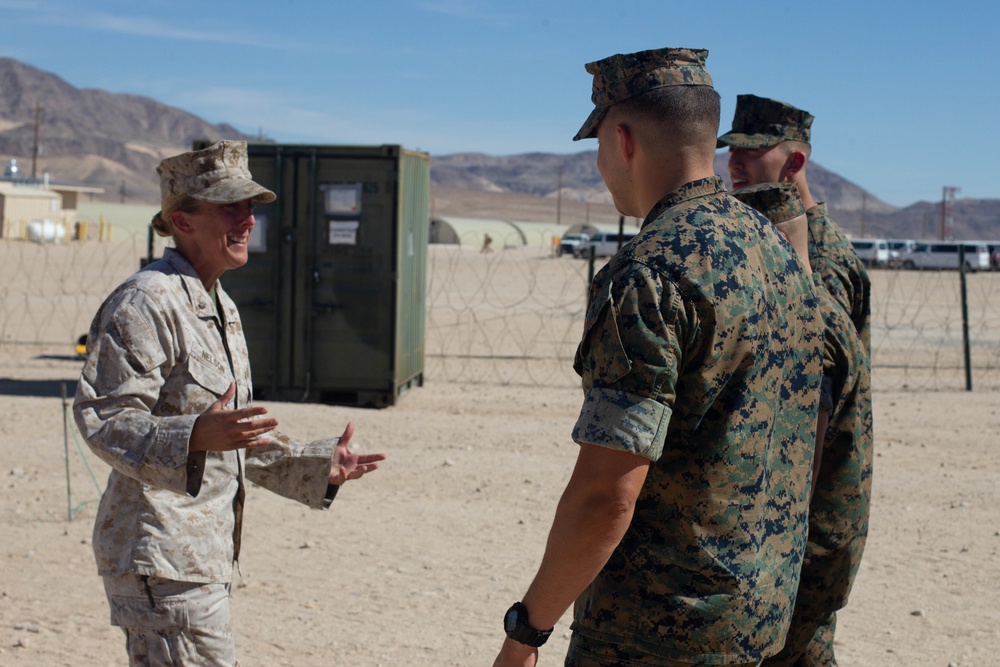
[1,236,999,666]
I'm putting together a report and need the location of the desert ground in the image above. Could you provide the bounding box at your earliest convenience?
[1,230,999,666]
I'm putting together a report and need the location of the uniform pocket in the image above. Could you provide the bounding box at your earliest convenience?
[112,303,167,373]
[109,594,189,631]
[186,346,233,397]
[574,280,632,385]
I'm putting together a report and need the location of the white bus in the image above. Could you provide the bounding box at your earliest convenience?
[910,241,990,272]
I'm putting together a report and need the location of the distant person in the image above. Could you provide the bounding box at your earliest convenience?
[734,182,874,667]
[482,232,494,253]
[718,95,872,351]
[492,47,822,667]
[74,140,385,666]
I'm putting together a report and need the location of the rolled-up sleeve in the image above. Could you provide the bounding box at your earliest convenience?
[572,263,687,461]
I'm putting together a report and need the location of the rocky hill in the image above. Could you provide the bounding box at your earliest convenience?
[1,57,997,240]
[0,57,255,202]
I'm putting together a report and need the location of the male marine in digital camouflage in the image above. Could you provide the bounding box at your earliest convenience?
[718,95,872,351]
[733,182,873,667]
[492,48,822,667]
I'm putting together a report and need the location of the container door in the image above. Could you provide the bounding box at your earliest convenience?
[297,150,400,403]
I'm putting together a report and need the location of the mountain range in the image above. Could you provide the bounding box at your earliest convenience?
[0,57,995,240]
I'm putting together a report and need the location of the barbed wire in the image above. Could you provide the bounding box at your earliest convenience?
[2,231,998,392]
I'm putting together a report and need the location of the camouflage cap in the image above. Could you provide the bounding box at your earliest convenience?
[157,140,275,216]
[717,94,813,149]
[573,47,713,141]
[732,181,805,225]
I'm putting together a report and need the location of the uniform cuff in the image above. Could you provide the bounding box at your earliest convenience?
[572,387,671,461]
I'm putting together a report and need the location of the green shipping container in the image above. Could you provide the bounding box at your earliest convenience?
[198,142,429,407]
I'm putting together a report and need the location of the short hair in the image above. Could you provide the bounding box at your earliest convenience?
[607,85,721,149]
[782,139,812,159]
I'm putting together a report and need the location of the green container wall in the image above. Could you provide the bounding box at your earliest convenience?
[198,142,429,407]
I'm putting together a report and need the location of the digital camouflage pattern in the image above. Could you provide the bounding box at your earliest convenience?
[569,176,823,664]
[74,248,338,584]
[574,47,713,141]
[157,140,275,216]
[567,631,762,667]
[727,183,873,665]
[762,278,873,667]
[807,203,872,352]
[104,574,238,664]
[730,181,806,225]
[717,95,814,149]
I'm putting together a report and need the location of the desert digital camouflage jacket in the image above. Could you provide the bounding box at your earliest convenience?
[807,203,872,351]
[74,248,338,584]
[799,277,873,612]
[570,177,823,664]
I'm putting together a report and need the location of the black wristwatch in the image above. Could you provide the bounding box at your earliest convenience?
[503,601,553,647]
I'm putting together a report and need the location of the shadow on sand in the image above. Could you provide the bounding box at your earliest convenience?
[0,378,78,398]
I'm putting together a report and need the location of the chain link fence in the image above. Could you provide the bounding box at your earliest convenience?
[2,230,999,392]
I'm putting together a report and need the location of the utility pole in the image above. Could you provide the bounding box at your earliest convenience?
[556,161,563,225]
[859,191,868,237]
[941,186,960,240]
[31,101,41,180]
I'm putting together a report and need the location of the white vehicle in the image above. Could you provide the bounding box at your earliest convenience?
[557,232,589,257]
[849,238,890,268]
[575,230,639,258]
[887,239,918,269]
[910,241,990,272]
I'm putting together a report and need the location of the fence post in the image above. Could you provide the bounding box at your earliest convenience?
[62,383,73,521]
[959,245,972,391]
[586,246,596,307]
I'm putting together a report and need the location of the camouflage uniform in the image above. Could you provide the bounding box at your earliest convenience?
[807,204,872,352]
[75,249,339,664]
[761,278,872,667]
[567,176,823,665]
[716,95,872,354]
[731,183,873,667]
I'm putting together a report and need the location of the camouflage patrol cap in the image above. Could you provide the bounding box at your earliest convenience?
[157,140,275,217]
[732,182,805,224]
[717,95,813,149]
[573,47,713,141]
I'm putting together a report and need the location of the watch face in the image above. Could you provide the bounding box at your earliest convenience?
[503,606,519,633]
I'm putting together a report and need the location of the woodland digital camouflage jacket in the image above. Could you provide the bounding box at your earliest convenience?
[801,277,873,611]
[807,203,872,352]
[571,177,823,664]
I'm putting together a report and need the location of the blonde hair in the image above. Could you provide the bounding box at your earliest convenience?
[150,195,202,238]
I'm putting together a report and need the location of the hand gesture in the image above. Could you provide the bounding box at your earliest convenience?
[328,422,385,485]
[189,383,278,452]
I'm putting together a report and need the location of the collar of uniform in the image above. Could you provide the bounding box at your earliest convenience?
[806,201,828,222]
[642,176,726,230]
[161,248,226,321]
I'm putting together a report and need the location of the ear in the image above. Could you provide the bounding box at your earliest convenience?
[170,210,195,236]
[784,150,807,179]
[615,123,636,164]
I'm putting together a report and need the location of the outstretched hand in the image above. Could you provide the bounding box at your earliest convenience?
[189,383,278,453]
[329,422,385,485]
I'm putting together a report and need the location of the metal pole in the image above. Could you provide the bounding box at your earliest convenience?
[959,245,972,391]
[62,383,73,521]
[147,222,154,264]
[587,245,595,307]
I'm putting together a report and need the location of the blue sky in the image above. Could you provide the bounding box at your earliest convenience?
[1,0,997,208]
